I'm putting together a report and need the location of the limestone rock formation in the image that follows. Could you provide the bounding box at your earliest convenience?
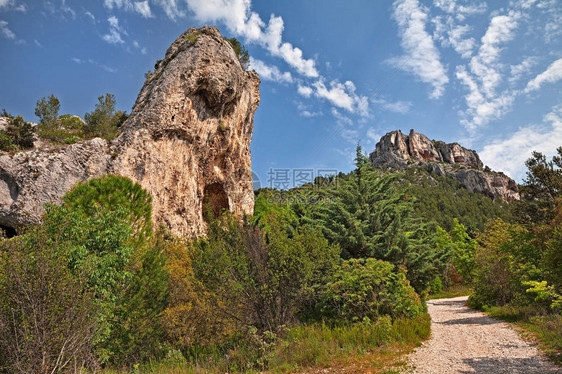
[0,26,260,236]
[369,129,519,202]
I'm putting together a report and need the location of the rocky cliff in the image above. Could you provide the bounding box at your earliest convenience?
[0,26,260,236]
[369,129,519,202]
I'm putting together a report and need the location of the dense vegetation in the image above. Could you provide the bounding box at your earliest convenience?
[0,145,559,372]
[0,93,127,151]
[468,147,562,362]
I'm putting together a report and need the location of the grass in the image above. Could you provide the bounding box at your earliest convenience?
[101,314,431,373]
[482,304,562,365]
[427,285,472,300]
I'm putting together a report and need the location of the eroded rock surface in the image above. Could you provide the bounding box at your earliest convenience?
[0,26,260,236]
[369,129,519,202]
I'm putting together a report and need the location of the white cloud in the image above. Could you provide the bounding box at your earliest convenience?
[312,80,369,116]
[134,1,153,18]
[455,10,521,131]
[133,40,147,54]
[0,0,26,12]
[0,20,15,40]
[297,85,313,98]
[84,11,96,23]
[391,0,449,99]
[102,16,125,44]
[509,56,538,84]
[372,97,412,114]
[366,127,382,146]
[433,0,486,21]
[524,58,562,93]
[61,0,76,19]
[432,15,475,58]
[480,104,562,181]
[185,0,318,78]
[71,57,117,73]
[471,12,519,96]
[456,65,515,131]
[249,57,293,83]
[34,39,42,47]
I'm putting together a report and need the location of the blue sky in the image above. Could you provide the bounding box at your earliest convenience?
[0,0,561,186]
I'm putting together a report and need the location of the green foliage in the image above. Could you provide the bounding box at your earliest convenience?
[403,168,512,232]
[191,213,339,330]
[84,93,128,140]
[226,37,250,69]
[63,175,153,244]
[0,227,98,373]
[0,115,35,151]
[309,166,443,293]
[317,258,424,322]
[470,149,562,311]
[433,219,477,283]
[34,93,60,129]
[514,147,562,225]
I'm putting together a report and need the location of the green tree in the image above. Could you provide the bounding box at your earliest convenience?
[226,37,250,69]
[62,175,153,244]
[84,93,127,139]
[34,94,60,129]
[514,147,562,225]
[317,258,424,322]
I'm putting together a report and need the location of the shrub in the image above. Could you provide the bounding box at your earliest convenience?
[0,115,35,151]
[317,258,424,322]
[0,228,98,373]
[84,93,128,140]
[191,214,339,330]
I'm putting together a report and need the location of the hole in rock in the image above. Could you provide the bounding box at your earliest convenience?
[0,224,17,238]
[202,183,230,221]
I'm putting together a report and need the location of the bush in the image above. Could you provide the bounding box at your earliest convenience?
[0,228,98,373]
[0,115,35,151]
[191,214,340,330]
[317,258,424,322]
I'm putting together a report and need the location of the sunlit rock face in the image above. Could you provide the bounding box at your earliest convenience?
[369,129,519,202]
[0,26,261,236]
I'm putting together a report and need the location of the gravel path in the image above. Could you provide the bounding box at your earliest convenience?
[407,296,561,373]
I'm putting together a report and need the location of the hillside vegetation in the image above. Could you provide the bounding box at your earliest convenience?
[0,146,560,373]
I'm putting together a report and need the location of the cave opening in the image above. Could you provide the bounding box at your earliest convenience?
[0,224,17,238]
[202,183,230,221]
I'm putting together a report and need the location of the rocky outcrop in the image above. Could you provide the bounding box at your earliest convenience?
[369,129,519,202]
[0,26,260,236]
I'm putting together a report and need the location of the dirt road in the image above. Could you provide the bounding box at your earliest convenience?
[407,296,561,373]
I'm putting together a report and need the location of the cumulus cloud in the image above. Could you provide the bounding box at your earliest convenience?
[134,1,153,18]
[524,58,562,93]
[249,57,293,83]
[297,85,313,98]
[102,16,125,44]
[311,80,369,116]
[479,105,562,181]
[185,0,318,78]
[391,0,449,99]
[0,20,15,40]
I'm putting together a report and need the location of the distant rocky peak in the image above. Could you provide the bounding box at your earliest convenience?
[370,129,482,169]
[369,129,519,202]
